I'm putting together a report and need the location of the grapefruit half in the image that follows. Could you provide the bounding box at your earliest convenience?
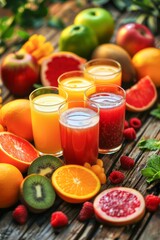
[0,132,39,173]
[93,187,145,226]
[41,51,86,87]
[126,76,157,112]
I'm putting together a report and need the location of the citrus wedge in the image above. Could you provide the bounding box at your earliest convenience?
[0,132,39,173]
[51,165,101,203]
[126,76,157,112]
[41,51,86,87]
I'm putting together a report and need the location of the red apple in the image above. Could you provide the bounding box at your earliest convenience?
[1,52,40,97]
[115,23,155,57]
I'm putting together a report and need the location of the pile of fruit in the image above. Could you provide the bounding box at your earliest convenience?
[0,6,160,230]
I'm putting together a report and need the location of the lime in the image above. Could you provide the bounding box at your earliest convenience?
[58,24,98,59]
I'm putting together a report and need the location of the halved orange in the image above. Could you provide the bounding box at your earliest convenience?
[126,75,157,112]
[0,132,39,173]
[51,165,101,203]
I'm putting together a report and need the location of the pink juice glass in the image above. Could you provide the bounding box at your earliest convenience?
[59,100,99,165]
[85,84,126,154]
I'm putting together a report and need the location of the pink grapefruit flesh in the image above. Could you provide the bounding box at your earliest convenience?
[126,75,157,112]
[93,187,145,226]
[41,51,86,87]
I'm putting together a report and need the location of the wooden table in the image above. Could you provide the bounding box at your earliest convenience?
[0,1,160,239]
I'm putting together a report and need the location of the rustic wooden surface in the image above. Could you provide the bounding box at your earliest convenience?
[0,1,160,240]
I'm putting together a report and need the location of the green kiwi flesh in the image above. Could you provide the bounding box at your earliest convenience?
[21,174,56,213]
[27,155,64,179]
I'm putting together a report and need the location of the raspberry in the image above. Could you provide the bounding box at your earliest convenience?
[145,194,160,212]
[120,156,135,170]
[109,171,125,184]
[129,117,142,130]
[124,120,129,129]
[12,204,28,225]
[78,201,94,222]
[123,127,136,141]
[50,211,68,228]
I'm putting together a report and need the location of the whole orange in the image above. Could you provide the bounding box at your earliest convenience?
[132,47,160,87]
[0,163,23,208]
[0,99,33,141]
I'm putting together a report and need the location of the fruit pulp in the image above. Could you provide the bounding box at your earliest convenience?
[85,65,122,86]
[89,92,125,154]
[30,93,66,155]
[59,107,99,165]
[99,189,140,217]
[59,77,94,103]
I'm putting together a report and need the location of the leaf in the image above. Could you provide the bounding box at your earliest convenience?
[112,0,131,11]
[147,15,158,34]
[48,17,65,29]
[1,26,14,39]
[152,171,160,181]
[141,167,157,177]
[91,0,110,5]
[147,155,160,171]
[138,139,160,151]
[141,155,160,183]
[150,104,160,119]
[17,30,30,39]
[136,14,147,24]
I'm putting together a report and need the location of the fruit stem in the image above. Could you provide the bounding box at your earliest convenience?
[14,51,25,60]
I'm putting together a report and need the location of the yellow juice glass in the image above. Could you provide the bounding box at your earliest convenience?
[29,87,68,156]
[84,58,122,86]
[58,71,94,104]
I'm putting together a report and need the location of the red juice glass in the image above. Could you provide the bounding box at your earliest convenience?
[85,84,126,154]
[59,101,99,165]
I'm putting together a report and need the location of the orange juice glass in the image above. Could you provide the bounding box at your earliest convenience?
[58,71,94,103]
[29,87,68,156]
[84,58,122,86]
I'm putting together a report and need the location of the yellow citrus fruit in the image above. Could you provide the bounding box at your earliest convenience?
[51,165,101,203]
[0,132,39,173]
[132,47,160,87]
[0,99,33,141]
[0,163,23,208]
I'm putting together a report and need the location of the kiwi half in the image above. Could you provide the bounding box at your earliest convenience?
[27,155,64,179]
[20,174,56,213]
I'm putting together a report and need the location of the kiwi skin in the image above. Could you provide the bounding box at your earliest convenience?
[20,174,56,213]
[27,155,64,179]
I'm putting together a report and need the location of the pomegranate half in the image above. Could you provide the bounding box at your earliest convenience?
[93,187,145,226]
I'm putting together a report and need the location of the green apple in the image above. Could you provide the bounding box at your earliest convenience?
[58,24,98,59]
[74,8,114,44]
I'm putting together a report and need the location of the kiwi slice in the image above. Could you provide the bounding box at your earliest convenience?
[20,174,56,213]
[28,155,64,179]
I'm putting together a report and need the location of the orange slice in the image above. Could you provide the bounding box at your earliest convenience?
[51,165,101,203]
[0,132,39,173]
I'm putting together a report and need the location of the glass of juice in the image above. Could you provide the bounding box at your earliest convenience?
[58,70,94,103]
[85,84,126,154]
[29,86,68,156]
[83,58,122,86]
[59,100,99,165]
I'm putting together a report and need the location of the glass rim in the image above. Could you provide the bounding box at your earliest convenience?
[83,58,122,77]
[29,86,68,107]
[84,83,126,106]
[58,70,95,89]
[59,100,100,120]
